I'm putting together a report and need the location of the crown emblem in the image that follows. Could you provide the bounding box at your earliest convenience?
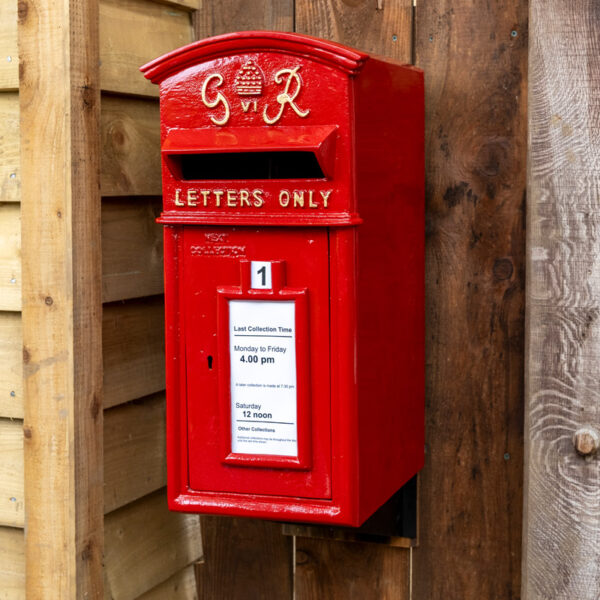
[234,61,264,96]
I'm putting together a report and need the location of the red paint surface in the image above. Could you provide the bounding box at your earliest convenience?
[141,31,424,526]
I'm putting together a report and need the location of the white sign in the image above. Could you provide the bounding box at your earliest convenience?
[250,261,272,289]
[229,300,297,456]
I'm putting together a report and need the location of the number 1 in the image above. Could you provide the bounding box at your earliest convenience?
[257,266,266,287]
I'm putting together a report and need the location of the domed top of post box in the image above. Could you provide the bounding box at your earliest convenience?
[140,31,369,84]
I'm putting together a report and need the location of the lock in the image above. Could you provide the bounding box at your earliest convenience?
[141,31,424,526]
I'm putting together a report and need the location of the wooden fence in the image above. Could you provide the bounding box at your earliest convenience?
[1,0,599,598]
[195,1,526,598]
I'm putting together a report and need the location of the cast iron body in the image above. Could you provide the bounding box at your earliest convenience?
[141,31,424,526]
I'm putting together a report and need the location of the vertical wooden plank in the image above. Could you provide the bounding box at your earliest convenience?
[413,1,527,598]
[295,541,409,600]
[525,2,600,598]
[295,0,411,61]
[196,1,293,37]
[19,0,103,597]
[196,517,292,600]
[293,3,412,599]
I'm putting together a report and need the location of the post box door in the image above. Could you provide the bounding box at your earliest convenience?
[182,227,332,499]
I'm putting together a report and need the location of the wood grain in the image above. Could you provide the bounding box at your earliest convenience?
[102,198,164,303]
[0,92,19,203]
[137,565,198,600]
[0,204,20,311]
[19,0,104,596]
[0,1,18,91]
[103,393,166,513]
[295,539,410,600]
[0,312,22,419]
[413,1,527,598]
[103,297,165,408]
[104,490,202,600]
[0,419,23,528]
[100,0,193,97]
[0,526,25,599]
[295,0,412,61]
[292,3,413,599]
[101,96,161,197]
[196,517,292,600]
[155,0,200,10]
[195,0,293,37]
[0,393,167,529]
[525,2,600,598]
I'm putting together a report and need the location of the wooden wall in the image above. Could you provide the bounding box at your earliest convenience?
[524,1,600,598]
[0,0,529,598]
[195,1,527,598]
[0,0,202,598]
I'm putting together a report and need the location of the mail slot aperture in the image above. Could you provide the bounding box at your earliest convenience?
[142,31,424,526]
[171,150,325,180]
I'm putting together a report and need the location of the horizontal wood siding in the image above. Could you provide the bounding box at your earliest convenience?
[101,96,161,197]
[103,298,165,409]
[0,392,168,529]
[0,312,22,419]
[0,420,23,528]
[0,1,18,92]
[0,5,23,600]
[102,198,163,303]
[0,203,20,312]
[0,526,24,600]
[100,0,194,97]
[104,490,202,600]
[99,0,199,596]
[103,394,167,513]
[0,92,19,202]
[137,565,198,600]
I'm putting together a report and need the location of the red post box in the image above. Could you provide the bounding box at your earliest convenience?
[141,31,424,527]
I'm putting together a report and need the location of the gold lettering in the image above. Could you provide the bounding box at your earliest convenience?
[240,189,251,207]
[263,66,310,125]
[252,189,264,207]
[201,74,230,126]
[320,190,332,208]
[201,190,210,206]
[227,190,237,207]
[279,190,290,207]
[241,100,257,113]
[309,190,318,208]
[213,190,224,207]
[175,189,184,206]
[187,190,197,207]
[293,191,305,207]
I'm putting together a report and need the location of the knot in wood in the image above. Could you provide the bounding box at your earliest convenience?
[573,428,600,456]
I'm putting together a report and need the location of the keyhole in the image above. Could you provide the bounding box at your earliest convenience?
[207,355,213,370]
